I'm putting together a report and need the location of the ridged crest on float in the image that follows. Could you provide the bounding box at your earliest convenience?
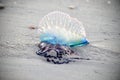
[38,11,88,46]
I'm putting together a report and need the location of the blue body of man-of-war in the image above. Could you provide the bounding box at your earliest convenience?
[40,33,89,47]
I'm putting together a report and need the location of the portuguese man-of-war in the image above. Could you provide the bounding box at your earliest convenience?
[36,11,89,64]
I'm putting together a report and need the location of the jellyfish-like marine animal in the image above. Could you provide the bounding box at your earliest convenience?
[36,11,89,64]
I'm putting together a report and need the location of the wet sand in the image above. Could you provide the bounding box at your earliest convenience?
[0,0,120,80]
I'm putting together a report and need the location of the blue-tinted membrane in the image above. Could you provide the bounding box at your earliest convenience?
[40,33,89,47]
[69,38,89,47]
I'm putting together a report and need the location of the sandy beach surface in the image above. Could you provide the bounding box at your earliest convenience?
[0,0,120,80]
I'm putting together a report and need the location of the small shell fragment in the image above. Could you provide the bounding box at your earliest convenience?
[68,5,76,9]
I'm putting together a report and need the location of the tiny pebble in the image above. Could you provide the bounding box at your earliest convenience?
[29,26,36,30]
[68,5,76,9]
[0,3,5,9]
